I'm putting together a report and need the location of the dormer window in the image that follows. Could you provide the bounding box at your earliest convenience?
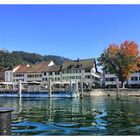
[85,69,91,73]
[75,65,82,68]
[68,65,74,68]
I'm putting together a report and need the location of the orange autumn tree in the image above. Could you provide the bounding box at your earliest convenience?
[98,41,140,87]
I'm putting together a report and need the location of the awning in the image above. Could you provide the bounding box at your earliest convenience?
[0,82,13,85]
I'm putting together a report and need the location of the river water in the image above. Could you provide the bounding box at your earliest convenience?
[0,96,140,135]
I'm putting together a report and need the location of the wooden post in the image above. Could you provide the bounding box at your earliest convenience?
[69,75,72,96]
[48,79,52,98]
[19,97,22,113]
[80,78,83,99]
[80,69,84,99]
[75,81,79,97]
[18,80,22,98]
[12,82,15,91]
[48,98,52,122]
[0,108,14,135]
[76,81,79,93]
[70,79,72,92]
[102,68,106,88]
[116,77,120,99]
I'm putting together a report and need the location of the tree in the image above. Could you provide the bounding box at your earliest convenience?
[98,41,140,87]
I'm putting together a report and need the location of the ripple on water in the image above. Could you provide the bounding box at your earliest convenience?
[11,121,64,135]
[54,123,79,127]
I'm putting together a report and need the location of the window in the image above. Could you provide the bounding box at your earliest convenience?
[49,72,52,75]
[105,71,110,74]
[135,70,140,73]
[71,76,75,79]
[85,75,91,79]
[14,74,24,77]
[131,77,138,81]
[75,65,82,68]
[110,78,115,81]
[95,77,100,81]
[27,74,34,78]
[63,70,67,74]
[85,69,91,73]
[76,76,81,79]
[69,65,74,68]
[105,78,115,81]
[55,72,60,75]
[43,78,47,81]
[71,70,75,73]
[105,78,109,81]
[44,72,47,76]
[78,70,81,73]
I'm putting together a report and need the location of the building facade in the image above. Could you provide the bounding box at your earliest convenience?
[61,59,101,87]
[4,58,101,87]
[103,69,140,88]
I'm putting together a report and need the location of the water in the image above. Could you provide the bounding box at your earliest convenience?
[0,96,140,135]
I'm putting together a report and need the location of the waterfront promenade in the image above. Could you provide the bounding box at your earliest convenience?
[84,88,140,97]
[0,88,140,97]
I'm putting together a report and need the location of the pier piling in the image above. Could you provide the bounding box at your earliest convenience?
[116,78,120,99]
[48,79,52,98]
[80,79,84,99]
[0,108,14,135]
[18,80,22,98]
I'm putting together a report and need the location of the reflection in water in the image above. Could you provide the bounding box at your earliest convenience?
[0,97,140,135]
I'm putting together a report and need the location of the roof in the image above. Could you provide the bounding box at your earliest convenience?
[12,59,99,74]
[61,58,96,70]
[43,65,61,72]
[13,61,60,73]
[14,64,29,73]
[26,61,53,73]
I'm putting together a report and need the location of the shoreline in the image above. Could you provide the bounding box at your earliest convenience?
[0,88,140,98]
[83,88,140,97]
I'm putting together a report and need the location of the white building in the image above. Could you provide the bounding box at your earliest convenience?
[5,65,21,83]
[13,64,30,83]
[4,58,101,87]
[61,59,101,87]
[103,70,140,88]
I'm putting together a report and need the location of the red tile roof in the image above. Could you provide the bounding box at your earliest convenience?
[26,61,52,73]
[14,64,30,73]
[14,61,56,73]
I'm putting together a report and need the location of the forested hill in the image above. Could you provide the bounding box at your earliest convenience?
[0,50,70,68]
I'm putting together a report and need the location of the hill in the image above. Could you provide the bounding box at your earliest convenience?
[0,50,70,68]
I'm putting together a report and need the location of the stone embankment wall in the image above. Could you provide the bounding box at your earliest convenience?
[83,89,140,97]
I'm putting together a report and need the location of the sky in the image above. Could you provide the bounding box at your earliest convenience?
[0,4,140,60]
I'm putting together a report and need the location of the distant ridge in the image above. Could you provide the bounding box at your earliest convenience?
[0,50,71,68]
